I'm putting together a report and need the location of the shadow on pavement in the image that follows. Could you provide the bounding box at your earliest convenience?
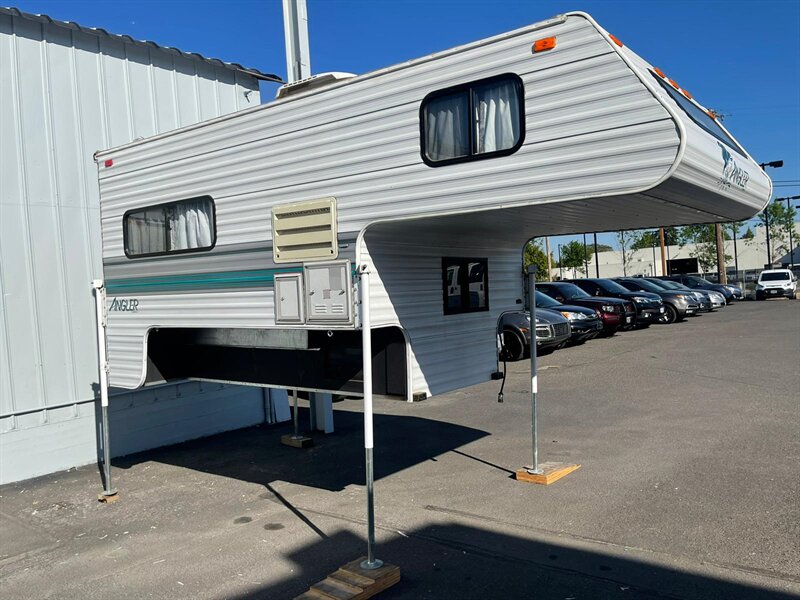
[227,524,797,600]
[111,406,489,492]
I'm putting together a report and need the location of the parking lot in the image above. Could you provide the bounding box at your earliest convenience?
[1,300,798,599]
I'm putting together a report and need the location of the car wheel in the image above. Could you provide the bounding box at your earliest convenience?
[501,329,525,361]
[662,304,678,324]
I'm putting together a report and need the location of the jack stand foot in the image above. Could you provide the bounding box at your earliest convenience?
[98,491,119,504]
[295,557,400,600]
[281,434,314,448]
[516,462,580,485]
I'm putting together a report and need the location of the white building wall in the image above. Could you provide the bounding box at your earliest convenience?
[552,226,798,280]
[0,10,267,484]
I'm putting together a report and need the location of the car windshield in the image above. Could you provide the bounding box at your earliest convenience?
[643,278,670,289]
[760,272,790,281]
[625,279,663,293]
[597,279,635,293]
[660,280,688,290]
[684,276,709,286]
[555,283,591,300]
[535,290,562,307]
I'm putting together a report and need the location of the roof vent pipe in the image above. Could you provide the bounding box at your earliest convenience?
[283,0,311,83]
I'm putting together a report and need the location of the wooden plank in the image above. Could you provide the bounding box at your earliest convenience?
[294,558,400,600]
[515,462,580,485]
[281,434,314,448]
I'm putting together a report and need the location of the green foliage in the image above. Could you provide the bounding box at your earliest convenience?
[741,226,755,240]
[523,239,553,281]
[557,240,591,276]
[596,243,613,252]
[679,224,731,271]
[757,200,797,260]
[630,227,683,250]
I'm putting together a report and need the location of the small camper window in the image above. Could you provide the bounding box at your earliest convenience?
[421,74,524,166]
[124,196,216,258]
[442,257,489,315]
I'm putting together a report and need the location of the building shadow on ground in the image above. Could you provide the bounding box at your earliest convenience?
[226,524,797,600]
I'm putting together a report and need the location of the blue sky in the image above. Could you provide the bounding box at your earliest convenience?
[15,0,800,249]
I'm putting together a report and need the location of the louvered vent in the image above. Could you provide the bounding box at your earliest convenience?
[272,197,338,263]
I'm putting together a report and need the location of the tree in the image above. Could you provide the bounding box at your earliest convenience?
[631,227,682,250]
[757,201,797,261]
[741,226,755,240]
[557,240,591,277]
[523,239,553,281]
[614,230,638,276]
[679,224,731,272]
[596,243,613,252]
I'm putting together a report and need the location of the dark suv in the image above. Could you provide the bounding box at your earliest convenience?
[614,277,699,324]
[566,278,662,328]
[660,275,743,303]
[537,282,634,335]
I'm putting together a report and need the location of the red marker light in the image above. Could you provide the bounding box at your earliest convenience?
[104,159,113,168]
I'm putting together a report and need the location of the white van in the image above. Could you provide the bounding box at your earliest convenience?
[756,269,797,300]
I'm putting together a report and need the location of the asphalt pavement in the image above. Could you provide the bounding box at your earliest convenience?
[1,299,798,599]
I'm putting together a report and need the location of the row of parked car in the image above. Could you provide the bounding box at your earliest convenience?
[499,275,746,361]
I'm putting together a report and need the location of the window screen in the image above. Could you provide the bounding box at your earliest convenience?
[124,196,215,258]
[422,74,524,166]
[442,257,489,314]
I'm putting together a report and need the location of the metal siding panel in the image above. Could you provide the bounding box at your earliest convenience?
[173,55,200,127]
[0,13,264,482]
[150,49,179,132]
[125,43,157,139]
[99,37,133,147]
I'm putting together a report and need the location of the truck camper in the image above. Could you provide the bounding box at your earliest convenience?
[96,12,771,403]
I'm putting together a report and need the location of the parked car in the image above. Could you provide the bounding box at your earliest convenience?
[537,282,634,335]
[534,291,603,345]
[756,269,797,300]
[566,278,662,328]
[660,274,743,303]
[498,309,571,361]
[645,278,725,310]
[614,277,699,324]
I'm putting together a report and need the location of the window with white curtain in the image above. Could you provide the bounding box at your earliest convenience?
[422,74,523,165]
[124,196,215,257]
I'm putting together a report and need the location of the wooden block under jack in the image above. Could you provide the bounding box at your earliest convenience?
[281,434,314,448]
[97,492,120,504]
[515,462,580,485]
[295,557,400,600]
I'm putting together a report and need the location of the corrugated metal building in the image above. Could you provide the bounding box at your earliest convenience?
[0,7,282,484]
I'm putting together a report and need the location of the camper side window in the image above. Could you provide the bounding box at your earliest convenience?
[421,74,524,166]
[442,257,489,315]
[124,196,216,258]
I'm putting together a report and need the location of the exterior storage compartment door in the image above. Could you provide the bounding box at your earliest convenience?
[304,261,353,324]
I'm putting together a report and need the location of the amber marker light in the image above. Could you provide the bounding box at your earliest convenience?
[532,37,556,53]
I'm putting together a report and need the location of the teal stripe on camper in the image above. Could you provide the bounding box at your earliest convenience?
[105,268,301,294]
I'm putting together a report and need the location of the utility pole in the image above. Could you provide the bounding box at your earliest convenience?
[557,244,563,279]
[658,227,667,276]
[776,196,800,267]
[545,237,553,281]
[765,208,772,266]
[593,233,600,277]
[583,233,589,276]
[715,223,727,284]
[732,222,739,283]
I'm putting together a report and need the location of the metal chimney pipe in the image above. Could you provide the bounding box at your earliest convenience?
[283,0,311,83]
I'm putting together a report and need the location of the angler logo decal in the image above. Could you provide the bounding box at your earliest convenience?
[718,143,749,190]
[110,297,139,312]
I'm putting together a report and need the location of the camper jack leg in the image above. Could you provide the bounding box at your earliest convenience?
[281,389,313,448]
[92,280,119,504]
[515,266,580,485]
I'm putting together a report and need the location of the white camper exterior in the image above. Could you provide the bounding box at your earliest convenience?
[96,12,771,401]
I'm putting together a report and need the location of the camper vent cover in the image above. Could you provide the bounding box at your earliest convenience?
[272,197,338,263]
